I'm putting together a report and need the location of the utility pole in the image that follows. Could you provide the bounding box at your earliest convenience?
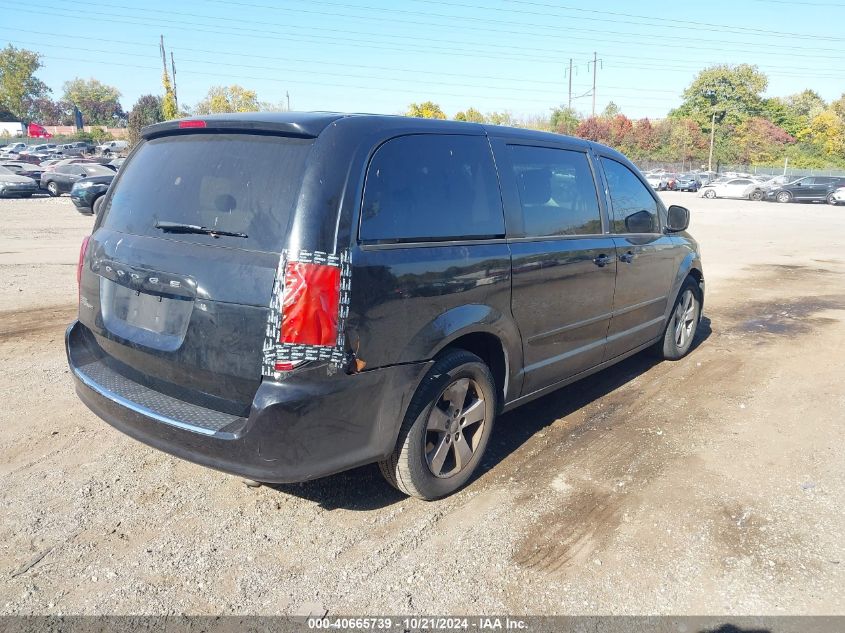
[567,58,573,110]
[159,35,167,76]
[170,51,178,112]
[588,52,603,117]
[708,109,717,173]
[286,91,290,111]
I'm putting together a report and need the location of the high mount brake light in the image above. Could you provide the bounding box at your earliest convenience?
[280,261,341,347]
[178,120,206,129]
[77,235,90,293]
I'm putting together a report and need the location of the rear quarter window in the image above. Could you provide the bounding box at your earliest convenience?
[360,134,504,243]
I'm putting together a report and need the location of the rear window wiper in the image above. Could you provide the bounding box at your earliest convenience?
[154,221,248,239]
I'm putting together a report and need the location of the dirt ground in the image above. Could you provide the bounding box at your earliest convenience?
[1,193,843,616]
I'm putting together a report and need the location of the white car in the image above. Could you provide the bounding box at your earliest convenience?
[645,174,667,190]
[699,177,757,199]
[96,140,129,155]
[830,186,845,205]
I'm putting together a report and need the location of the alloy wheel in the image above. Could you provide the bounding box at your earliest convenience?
[673,289,697,350]
[424,378,487,478]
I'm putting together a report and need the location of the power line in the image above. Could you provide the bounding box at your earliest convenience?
[4,2,845,79]
[9,0,845,64]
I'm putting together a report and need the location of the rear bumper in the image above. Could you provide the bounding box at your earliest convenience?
[70,192,93,214]
[66,321,431,483]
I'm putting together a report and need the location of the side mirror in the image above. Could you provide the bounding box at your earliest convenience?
[666,205,690,232]
[624,209,655,233]
[80,172,87,178]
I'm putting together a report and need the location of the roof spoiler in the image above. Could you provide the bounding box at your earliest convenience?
[141,117,336,140]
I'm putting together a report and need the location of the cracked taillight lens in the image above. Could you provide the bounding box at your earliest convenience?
[280,261,341,347]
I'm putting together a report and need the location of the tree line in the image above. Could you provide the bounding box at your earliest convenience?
[2,45,842,167]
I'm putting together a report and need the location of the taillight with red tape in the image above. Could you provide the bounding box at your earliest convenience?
[262,249,351,378]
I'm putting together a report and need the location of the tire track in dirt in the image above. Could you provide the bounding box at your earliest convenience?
[508,264,845,576]
[0,304,76,344]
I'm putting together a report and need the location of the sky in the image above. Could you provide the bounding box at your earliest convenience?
[1,0,844,121]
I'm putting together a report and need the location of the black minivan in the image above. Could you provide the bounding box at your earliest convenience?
[67,113,704,499]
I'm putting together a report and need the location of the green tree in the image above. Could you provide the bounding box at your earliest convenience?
[127,95,164,146]
[549,106,579,134]
[675,64,768,126]
[0,45,50,120]
[485,111,514,126]
[784,89,826,120]
[601,101,621,118]
[454,107,485,123]
[194,85,260,114]
[406,101,446,119]
[62,77,124,126]
[760,97,804,137]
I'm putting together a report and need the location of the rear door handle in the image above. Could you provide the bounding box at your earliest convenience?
[619,251,635,264]
[593,254,611,267]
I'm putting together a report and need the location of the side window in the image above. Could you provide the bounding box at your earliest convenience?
[600,157,659,234]
[507,145,602,237]
[360,135,504,243]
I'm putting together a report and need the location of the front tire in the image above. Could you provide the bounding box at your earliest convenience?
[827,193,838,206]
[653,277,702,361]
[776,191,792,203]
[750,190,764,201]
[46,181,59,197]
[703,189,716,199]
[379,349,497,500]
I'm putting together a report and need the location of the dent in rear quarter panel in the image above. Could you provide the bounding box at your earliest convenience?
[346,243,521,397]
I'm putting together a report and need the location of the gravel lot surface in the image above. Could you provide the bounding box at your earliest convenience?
[1,193,843,615]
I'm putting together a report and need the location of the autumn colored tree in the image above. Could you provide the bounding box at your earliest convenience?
[734,117,795,164]
[632,118,658,156]
[406,101,446,119]
[454,107,485,123]
[194,85,260,114]
[575,117,612,145]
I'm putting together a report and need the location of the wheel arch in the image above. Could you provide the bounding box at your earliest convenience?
[400,303,523,405]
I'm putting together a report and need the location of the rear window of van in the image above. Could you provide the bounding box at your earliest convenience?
[101,134,313,252]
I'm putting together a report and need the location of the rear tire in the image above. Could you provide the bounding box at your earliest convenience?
[46,181,59,197]
[703,189,716,199]
[750,190,764,201]
[92,195,105,215]
[653,277,702,361]
[379,349,497,500]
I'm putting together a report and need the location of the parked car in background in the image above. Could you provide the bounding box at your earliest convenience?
[41,162,114,196]
[108,157,125,170]
[67,112,704,500]
[699,178,756,199]
[645,173,667,190]
[0,165,39,197]
[1,161,46,185]
[96,140,128,155]
[745,175,787,201]
[52,142,93,157]
[674,174,701,192]
[70,174,114,215]
[829,187,845,205]
[43,157,101,172]
[1,142,28,156]
[765,176,845,204]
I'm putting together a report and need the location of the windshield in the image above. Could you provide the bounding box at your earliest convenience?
[82,165,115,177]
[100,133,313,252]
